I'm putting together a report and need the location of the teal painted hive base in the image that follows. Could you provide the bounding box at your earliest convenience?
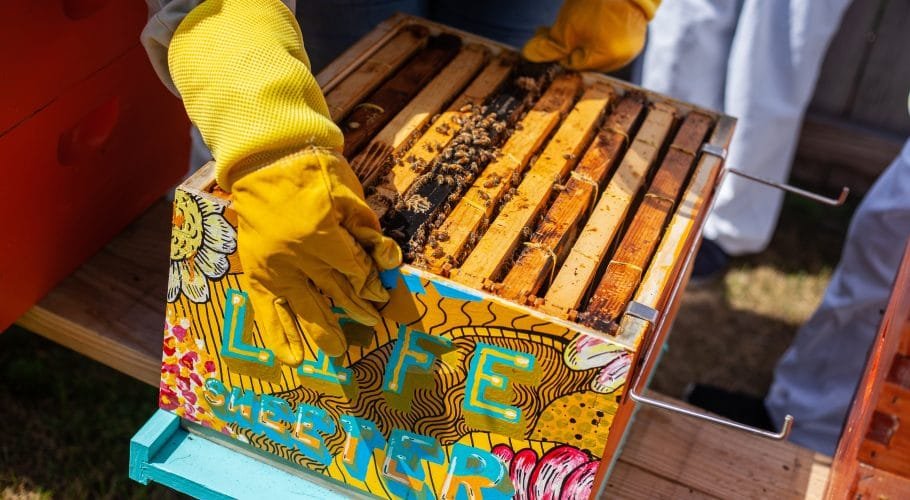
[129,410,353,499]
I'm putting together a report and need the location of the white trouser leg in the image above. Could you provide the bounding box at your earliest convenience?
[705,0,850,254]
[640,0,743,112]
[765,140,910,455]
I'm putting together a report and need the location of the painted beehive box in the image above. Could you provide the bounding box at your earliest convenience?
[158,15,733,499]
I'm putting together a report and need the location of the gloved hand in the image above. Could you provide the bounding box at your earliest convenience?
[231,149,402,362]
[168,0,401,362]
[522,0,659,73]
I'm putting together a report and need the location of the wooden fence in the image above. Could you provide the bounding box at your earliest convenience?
[796,0,910,193]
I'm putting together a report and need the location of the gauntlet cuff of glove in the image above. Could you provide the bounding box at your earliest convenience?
[168,0,344,192]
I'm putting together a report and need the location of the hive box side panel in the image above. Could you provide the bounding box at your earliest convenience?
[161,178,634,499]
[156,14,734,499]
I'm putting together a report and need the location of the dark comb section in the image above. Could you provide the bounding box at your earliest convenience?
[340,34,462,158]
[579,112,714,334]
[379,63,559,259]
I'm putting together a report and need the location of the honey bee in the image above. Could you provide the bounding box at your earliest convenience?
[436,231,450,242]
[562,153,577,161]
[410,231,426,250]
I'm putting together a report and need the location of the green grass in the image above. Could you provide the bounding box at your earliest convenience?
[0,326,182,500]
[650,193,857,398]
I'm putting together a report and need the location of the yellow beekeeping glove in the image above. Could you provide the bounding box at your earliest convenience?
[168,0,401,362]
[231,149,402,361]
[523,0,659,73]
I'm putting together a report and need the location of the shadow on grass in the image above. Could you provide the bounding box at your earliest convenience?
[651,192,858,400]
[0,326,184,500]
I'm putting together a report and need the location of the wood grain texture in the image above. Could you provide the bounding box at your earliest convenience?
[16,201,172,386]
[617,395,832,500]
[366,56,514,218]
[613,116,733,350]
[322,25,429,121]
[603,460,718,499]
[453,82,614,289]
[383,64,558,253]
[539,103,677,318]
[496,93,646,303]
[351,44,489,185]
[340,34,462,158]
[15,217,831,497]
[421,73,583,274]
[795,113,904,181]
[808,0,883,117]
[847,0,910,135]
[853,463,910,499]
[827,241,910,498]
[581,112,713,333]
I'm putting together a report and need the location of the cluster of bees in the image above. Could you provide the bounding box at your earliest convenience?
[394,103,513,264]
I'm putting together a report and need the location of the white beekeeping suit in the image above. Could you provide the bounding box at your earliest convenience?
[641,0,851,255]
[642,0,910,454]
[767,130,910,455]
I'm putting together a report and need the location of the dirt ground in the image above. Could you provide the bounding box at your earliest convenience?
[650,194,856,399]
[0,191,857,499]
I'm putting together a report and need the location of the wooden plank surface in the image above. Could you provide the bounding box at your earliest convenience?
[580,112,713,334]
[351,44,489,185]
[423,73,583,273]
[539,103,677,318]
[322,25,430,120]
[365,56,513,218]
[847,0,910,135]
[340,34,462,158]
[827,241,910,498]
[795,113,905,181]
[453,82,614,289]
[853,463,910,499]
[612,395,832,500]
[16,201,171,386]
[16,198,832,499]
[498,93,646,303]
[808,0,883,117]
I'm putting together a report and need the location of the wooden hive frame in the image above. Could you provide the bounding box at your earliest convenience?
[177,14,739,498]
[826,241,910,498]
[318,14,736,341]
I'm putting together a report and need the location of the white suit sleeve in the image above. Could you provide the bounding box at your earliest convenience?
[141,0,296,95]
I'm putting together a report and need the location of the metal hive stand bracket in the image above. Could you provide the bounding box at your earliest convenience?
[701,144,850,207]
[625,301,795,441]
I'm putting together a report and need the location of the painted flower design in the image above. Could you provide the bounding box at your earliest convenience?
[492,444,599,500]
[160,309,234,436]
[564,334,631,394]
[168,190,236,303]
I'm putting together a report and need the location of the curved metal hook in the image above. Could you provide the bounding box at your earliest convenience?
[699,144,849,207]
[727,168,850,207]
[628,386,794,441]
